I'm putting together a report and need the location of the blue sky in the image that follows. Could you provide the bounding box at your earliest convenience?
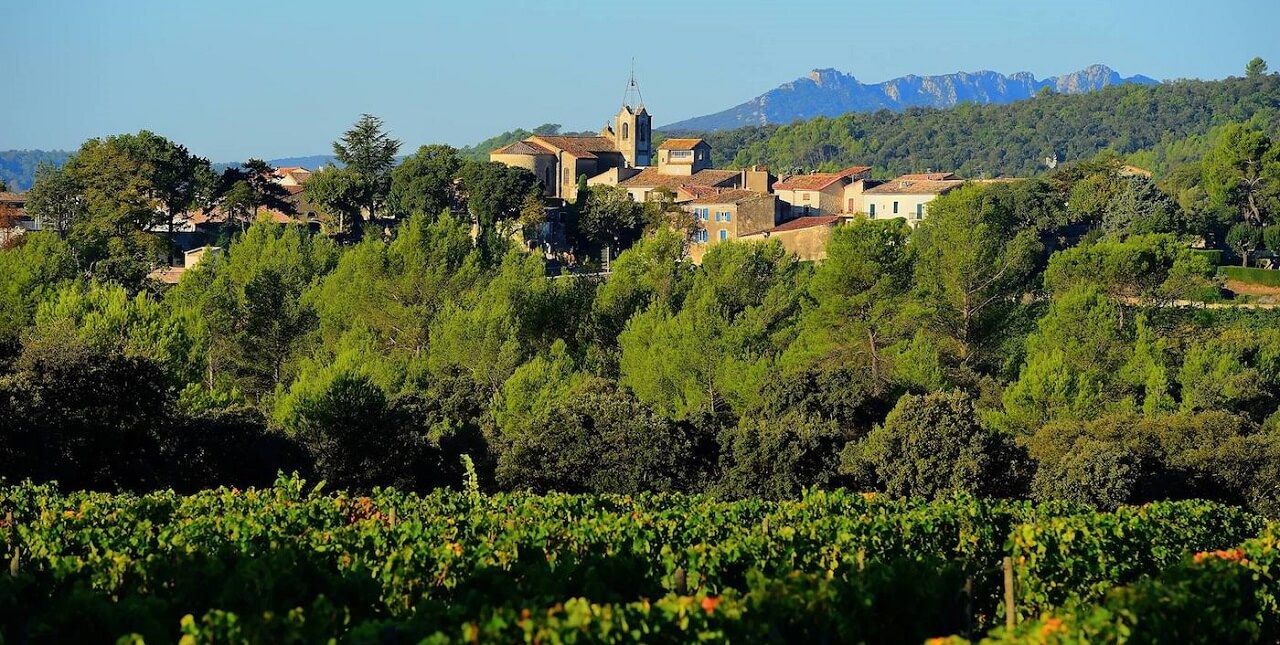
[3,0,1278,162]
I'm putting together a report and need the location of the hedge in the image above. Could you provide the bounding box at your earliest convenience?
[1220,266,1280,288]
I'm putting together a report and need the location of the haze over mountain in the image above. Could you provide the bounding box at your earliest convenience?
[661,64,1159,132]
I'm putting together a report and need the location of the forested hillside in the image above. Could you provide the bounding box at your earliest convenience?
[676,73,1280,177]
[0,150,71,191]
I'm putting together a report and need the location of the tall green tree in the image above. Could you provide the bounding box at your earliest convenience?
[783,218,914,394]
[911,185,1041,371]
[388,144,462,219]
[332,114,401,220]
[1246,57,1269,79]
[571,184,647,255]
[303,166,366,236]
[1201,123,1280,226]
[458,160,540,237]
[25,163,84,238]
[1226,223,1264,267]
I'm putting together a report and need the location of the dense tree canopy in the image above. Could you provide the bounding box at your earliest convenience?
[4,104,1280,517]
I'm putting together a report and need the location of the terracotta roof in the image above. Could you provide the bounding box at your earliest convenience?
[897,172,957,181]
[492,140,556,156]
[529,135,619,159]
[657,138,706,151]
[864,175,966,195]
[0,192,27,204]
[773,166,872,191]
[689,189,767,205]
[147,266,186,285]
[618,168,741,190]
[750,216,842,235]
[276,166,310,175]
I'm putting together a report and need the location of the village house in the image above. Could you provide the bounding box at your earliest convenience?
[684,189,780,263]
[861,172,966,226]
[739,215,851,262]
[0,192,35,244]
[772,166,871,217]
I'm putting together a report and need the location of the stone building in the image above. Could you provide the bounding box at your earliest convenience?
[684,189,780,263]
[772,166,871,217]
[490,74,652,202]
[862,172,966,227]
[739,215,850,262]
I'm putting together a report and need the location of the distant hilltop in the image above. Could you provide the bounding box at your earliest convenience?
[661,64,1159,132]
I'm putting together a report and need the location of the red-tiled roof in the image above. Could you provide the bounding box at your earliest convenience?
[657,138,706,150]
[0,192,27,204]
[529,135,619,159]
[773,166,872,191]
[618,168,740,190]
[751,216,842,234]
[491,140,556,156]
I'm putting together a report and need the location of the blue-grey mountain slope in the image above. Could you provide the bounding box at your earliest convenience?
[662,64,1158,132]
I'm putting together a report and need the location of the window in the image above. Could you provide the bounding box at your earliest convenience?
[622,122,629,140]
[802,192,811,202]
[848,198,856,212]
[723,211,732,222]
[639,124,647,142]
[719,230,727,241]
[869,203,876,217]
[670,150,693,160]
[915,203,924,220]
[893,201,899,214]
[714,211,721,222]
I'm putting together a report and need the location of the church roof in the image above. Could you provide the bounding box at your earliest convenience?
[529,135,619,159]
[492,140,556,156]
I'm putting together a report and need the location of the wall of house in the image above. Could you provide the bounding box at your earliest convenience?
[736,196,779,235]
[742,224,836,262]
[779,185,844,218]
[843,179,874,214]
[864,193,941,227]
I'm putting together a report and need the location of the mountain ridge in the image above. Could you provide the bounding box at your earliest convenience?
[661,64,1159,132]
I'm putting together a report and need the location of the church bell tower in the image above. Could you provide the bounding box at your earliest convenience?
[614,66,651,168]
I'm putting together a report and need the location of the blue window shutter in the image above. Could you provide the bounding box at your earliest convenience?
[719,230,727,241]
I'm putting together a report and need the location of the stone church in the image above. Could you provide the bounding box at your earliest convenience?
[489,74,654,201]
